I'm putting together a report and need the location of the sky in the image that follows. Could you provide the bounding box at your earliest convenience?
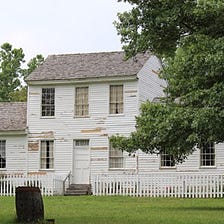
[0,0,131,61]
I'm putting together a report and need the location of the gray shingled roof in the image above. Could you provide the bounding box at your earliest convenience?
[0,102,27,131]
[26,51,151,81]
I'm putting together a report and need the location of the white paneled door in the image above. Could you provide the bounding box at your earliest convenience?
[73,140,90,184]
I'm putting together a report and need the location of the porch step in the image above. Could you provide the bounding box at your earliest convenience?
[64,184,91,196]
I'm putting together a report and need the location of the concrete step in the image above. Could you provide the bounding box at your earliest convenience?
[68,184,90,190]
[64,184,91,196]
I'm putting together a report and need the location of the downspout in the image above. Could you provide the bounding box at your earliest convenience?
[25,85,30,176]
[25,127,28,176]
[136,149,139,174]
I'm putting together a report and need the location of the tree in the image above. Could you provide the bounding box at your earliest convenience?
[23,54,44,79]
[111,0,224,162]
[115,0,224,58]
[0,43,44,102]
[0,43,25,102]
[13,54,44,102]
[9,87,27,102]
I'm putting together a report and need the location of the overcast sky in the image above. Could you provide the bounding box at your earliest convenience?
[0,0,131,61]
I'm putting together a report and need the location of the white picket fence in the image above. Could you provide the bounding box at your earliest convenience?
[2,172,224,198]
[93,173,224,198]
[0,173,64,196]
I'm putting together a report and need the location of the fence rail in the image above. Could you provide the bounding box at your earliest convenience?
[93,173,224,198]
[0,173,64,196]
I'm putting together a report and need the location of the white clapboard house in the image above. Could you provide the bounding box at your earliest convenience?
[0,51,224,196]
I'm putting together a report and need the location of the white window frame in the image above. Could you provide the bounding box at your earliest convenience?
[40,140,54,170]
[160,150,175,169]
[109,144,124,169]
[0,140,6,169]
[74,86,89,117]
[41,88,55,117]
[200,142,216,167]
[109,85,124,115]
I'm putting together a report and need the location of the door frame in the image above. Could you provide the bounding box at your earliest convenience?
[72,139,90,184]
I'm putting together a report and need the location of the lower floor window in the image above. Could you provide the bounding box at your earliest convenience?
[40,140,54,169]
[200,142,215,167]
[0,140,6,168]
[109,145,124,168]
[160,150,175,168]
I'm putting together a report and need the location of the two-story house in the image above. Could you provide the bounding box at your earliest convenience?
[1,51,224,188]
[24,51,166,185]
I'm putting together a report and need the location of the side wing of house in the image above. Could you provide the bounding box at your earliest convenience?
[135,56,224,173]
[0,135,27,173]
[136,142,224,173]
[0,103,27,174]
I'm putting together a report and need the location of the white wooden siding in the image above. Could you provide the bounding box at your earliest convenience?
[137,143,224,173]
[0,136,27,173]
[27,81,139,177]
[137,56,167,106]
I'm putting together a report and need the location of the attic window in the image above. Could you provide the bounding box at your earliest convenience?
[41,88,55,117]
[109,85,123,114]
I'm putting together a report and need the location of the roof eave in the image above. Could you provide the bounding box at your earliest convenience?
[26,74,138,86]
[0,129,27,136]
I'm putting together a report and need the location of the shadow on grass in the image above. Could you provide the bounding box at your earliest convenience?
[173,207,224,211]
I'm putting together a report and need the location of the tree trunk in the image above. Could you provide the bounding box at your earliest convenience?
[15,186,44,223]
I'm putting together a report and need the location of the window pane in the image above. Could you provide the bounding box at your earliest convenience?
[109,144,123,168]
[0,140,6,168]
[40,140,54,169]
[42,88,55,117]
[109,85,123,114]
[75,140,89,146]
[160,150,175,168]
[200,142,215,166]
[75,87,89,116]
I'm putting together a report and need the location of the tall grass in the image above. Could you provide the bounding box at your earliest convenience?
[1,196,224,224]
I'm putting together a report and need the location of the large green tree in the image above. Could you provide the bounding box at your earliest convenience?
[0,43,44,102]
[0,43,24,102]
[111,0,224,162]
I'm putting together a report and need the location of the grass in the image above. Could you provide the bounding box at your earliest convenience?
[1,196,224,224]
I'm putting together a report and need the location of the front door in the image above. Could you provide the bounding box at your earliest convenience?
[73,140,90,184]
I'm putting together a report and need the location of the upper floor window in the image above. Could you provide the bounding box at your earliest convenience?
[75,87,89,117]
[109,85,123,114]
[160,150,175,168]
[109,144,124,169]
[40,140,54,169]
[0,140,6,169]
[200,142,215,167]
[41,88,55,117]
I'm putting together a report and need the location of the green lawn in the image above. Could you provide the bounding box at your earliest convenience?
[1,196,224,224]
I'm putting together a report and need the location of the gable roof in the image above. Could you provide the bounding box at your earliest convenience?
[0,102,27,132]
[26,51,151,82]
